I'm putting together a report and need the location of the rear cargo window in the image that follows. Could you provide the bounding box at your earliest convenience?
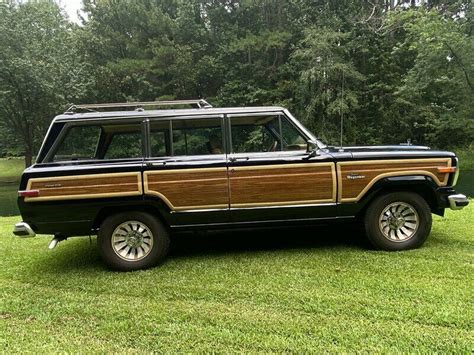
[50,123,142,162]
[52,125,101,162]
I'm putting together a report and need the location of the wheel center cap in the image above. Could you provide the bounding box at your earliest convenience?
[126,233,142,247]
[396,217,405,228]
[388,216,405,230]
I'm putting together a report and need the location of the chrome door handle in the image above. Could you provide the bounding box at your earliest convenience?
[229,156,249,162]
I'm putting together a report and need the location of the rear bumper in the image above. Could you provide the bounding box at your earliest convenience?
[13,222,36,238]
[448,194,469,210]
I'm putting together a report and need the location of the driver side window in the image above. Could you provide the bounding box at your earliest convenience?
[230,114,307,153]
[230,115,279,153]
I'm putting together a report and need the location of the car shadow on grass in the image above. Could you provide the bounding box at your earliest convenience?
[170,222,369,259]
[28,222,368,273]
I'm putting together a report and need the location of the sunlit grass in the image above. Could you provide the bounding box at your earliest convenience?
[0,158,24,183]
[1,204,472,352]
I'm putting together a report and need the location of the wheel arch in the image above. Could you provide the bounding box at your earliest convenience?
[355,175,444,218]
[92,200,171,231]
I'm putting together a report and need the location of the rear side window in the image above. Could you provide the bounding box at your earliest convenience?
[149,117,223,157]
[172,118,223,156]
[50,123,142,162]
[104,131,142,159]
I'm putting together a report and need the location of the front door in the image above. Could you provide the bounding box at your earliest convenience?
[227,113,336,223]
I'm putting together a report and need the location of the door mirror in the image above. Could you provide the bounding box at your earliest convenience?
[305,140,319,159]
[306,139,318,152]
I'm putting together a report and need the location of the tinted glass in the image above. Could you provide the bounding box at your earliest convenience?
[230,115,280,153]
[53,125,101,161]
[104,131,142,159]
[172,118,223,156]
[150,120,171,157]
[52,123,142,162]
[281,116,306,151]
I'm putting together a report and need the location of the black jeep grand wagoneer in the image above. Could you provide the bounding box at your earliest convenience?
[13,100,469,270]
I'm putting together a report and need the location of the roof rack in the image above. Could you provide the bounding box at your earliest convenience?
[65,99,213,114]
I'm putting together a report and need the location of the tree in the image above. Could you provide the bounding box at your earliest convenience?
[0,0,472,162]
[0,0,94,166]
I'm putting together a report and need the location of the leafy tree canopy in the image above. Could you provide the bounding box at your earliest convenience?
[0,0,472,166]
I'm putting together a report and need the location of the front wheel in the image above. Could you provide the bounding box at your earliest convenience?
[98,211,170,271]
[364,192,432,251]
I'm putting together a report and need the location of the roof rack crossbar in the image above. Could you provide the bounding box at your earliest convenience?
[65,99,213,113]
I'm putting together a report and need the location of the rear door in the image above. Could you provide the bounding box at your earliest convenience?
[227,112,336,223]
[143,115,230,226]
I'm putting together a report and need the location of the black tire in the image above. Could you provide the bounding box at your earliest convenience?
[98,211,170,271]
[364,192,432,251]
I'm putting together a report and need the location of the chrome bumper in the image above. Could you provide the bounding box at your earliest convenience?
[13,222,36,238]
[448,194,469,210]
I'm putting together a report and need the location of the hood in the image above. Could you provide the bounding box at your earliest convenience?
[333,145,431,152]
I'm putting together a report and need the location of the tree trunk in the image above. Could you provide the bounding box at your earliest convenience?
[24,146,32,168]
[24,122,33,168]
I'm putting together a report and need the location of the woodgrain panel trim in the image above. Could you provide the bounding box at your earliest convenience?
[230,162,337,207]
[337,158,451,203]
[143,167,229,211]
[25,172,142,202]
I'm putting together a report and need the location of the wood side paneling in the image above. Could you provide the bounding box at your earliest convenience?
[25,172,142,202]
[144,168,229,210]
[337,158,451,202]
[230,163,336,207]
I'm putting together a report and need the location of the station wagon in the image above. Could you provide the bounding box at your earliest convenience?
[13,99,469,270]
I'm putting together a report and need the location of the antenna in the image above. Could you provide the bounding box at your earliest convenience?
[339,70,345,151]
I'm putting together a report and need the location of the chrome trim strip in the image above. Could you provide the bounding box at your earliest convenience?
[172,202,336,213]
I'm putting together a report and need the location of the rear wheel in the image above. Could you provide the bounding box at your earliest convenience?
[364,192,432,250]
[98,211,170,271]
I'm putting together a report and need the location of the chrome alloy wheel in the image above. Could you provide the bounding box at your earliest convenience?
[379,202,419,242]
[111,221,154,261]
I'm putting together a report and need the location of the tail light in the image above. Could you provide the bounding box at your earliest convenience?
[18,190,40,198]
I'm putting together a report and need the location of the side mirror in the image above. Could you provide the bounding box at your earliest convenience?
[306,139,318,152]
[305,140,318,159]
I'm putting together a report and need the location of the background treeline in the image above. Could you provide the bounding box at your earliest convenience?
[0,0,472,166]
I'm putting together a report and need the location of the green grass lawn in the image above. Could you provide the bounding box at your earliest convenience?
[1,206,473,352]
[0,158,25,183]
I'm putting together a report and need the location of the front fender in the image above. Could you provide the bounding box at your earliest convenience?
[342,175,449,217]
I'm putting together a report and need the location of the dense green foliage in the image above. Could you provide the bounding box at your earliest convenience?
[1,204,473,351]
[0,0,472,165]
